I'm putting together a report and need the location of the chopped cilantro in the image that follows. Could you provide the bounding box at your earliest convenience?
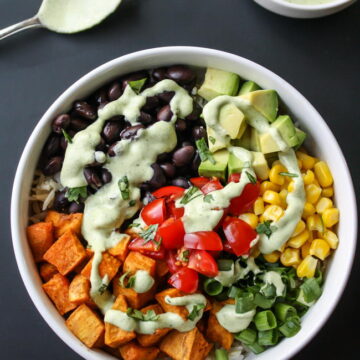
[65,186,87,203]
[195,138,216,165]
[256,221,277,238]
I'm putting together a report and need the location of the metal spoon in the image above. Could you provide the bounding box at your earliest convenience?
[0,15,43,40]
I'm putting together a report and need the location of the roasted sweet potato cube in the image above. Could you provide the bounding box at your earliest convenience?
[137,304,171,347]
[155,288,188,320]
[81,252,121,282]
[108,235,131,262]
[69,274,91,305]
[156,260,169,277]
[105,295,136,348]
[42,274,76,315]
[119,341,159,360]
[66,304,105,348]
[43,230,86,275]
[27,222,54,262]
[39,262,58,282]
[206,313,233,350]
[160,327,213,360]
[45,210,83,238]
[123,251,156,277]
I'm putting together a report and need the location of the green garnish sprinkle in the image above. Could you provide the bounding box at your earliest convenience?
[65,186,87,203]
[61,129,73,143]
[118,176,130,200]
[187,304,205,321]
[246,171,257,184]
[140,224,159,245]
[196,138,216,164]
[256,221,277,238]
[126,308,159,321]
[180,186,201,205]
[128,78,147,94]
[279,172,298,178]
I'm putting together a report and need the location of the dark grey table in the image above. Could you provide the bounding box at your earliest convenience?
[1,0,359,359]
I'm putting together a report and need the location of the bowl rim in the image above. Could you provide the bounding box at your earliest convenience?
[261,0,354,10]
[10,46,358,360]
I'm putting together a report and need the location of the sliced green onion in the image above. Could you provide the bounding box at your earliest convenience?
[215,349,229,360]
[118,176,130,200]
[258,329,279,346]
[228,286,243,299]
[235,328,257,345]
[279,316,301,337]
[260,283,276,299]
[204,278,223,296]
[217,259,233,271]
[247,342,265,354]
[215,289,230,302]
[253,293,275,309]
[254,310,277,331]
[274,303,297,322]
[235,292,256,314]
[300,277,322,303]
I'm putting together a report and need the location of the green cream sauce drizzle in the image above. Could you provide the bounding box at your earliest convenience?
[216,306,256,333]
[261,271,285,297]
[133,270,155,294]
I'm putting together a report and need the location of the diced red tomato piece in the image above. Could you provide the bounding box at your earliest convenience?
[222,216,257,256]
[228,173,241,183]
[201,178,223,195]
[141,198,167,225]
[188,250,219,277]
[167,201,184,219]
[165,250,182,274]
[128,236,165,260]
[223,241,235,254]
[184,231,223,251]
[168,267,199,293]
[152,186,185,199]
[190,176,210,188]
[158,217,185,249]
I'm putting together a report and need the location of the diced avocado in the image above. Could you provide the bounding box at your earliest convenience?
[259,132,281,154]
[207,127,226,153]
[250,128,261,152]
[241,90,279,123]
[238,81,261,95]
[232,126,252,149]
[219,103,247,140]
[251,152,270,180]
[198,149,229,180]
[294,128,307,150]
[228,151,246,175]
[272,115,298,147]
[198,68,240,101]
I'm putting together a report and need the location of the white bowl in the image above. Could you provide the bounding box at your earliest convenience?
[11,47,357,360]
[253,0,356,18]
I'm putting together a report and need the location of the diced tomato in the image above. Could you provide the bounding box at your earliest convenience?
[201,178,223,195]
[188,250,219,277]
[128,237,165,260]
[228,173,241,183]
[158,217,185,249]
[222,216,257,256]
[190,176,210,188]
[168,267,199,293]
[223,241,235,254]
[165,250,182,274]
[141,198,167,225]
[167,201,185,219]
[184,231,223,251]
[152,186,185,199]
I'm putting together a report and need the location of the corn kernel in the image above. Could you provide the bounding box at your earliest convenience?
[306,214,324,233]
[297,159,303,170]
[253,197,265,215]
[262,205,284,222]
[314,161,333,188]
[322,208,339,228]
[302,202,316,219]
[301,242,311,258]
[302,170,315,185]
[316,197,333,214]
[309,239,331,260]
[260,181,280,195]
[272,160,282,167]
[263,251,280,263]
[279,189,288,208]
[278,242,287,253]
[292,220,306,237]
[269,164,287,186]
[263,190,281,206]
[297,255,318,278]
[280,248,301,267]
[322,187,334,198]
[296,151,316,170]
[288,229,310,248]
[322,230,339,249]
[239,213,259,229]
[306,184,322,204]
[288,181,295,193]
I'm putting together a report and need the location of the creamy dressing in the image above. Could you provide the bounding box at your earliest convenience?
[216,306,256,333]
[38,0,122,34]
[133,270,155,294]
[261,271,285,297]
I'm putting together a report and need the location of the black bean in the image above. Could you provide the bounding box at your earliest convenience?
[101,168,112,184]
[43,134,61,157]
[73,101,97,121]
[68,202,84,213]
[95,136,108,152]
[122,72,148,90]
[84,168,102,188]
[53,190,70,212]
[192,126,207,140]
[148,163,166,188]
[120,124,145,140]
[160,162,176,178]
[157,105,173,122]
[186,103,202,121]
[52,114,70,134]
[171,177,190,189]
[43,156,63,176]
[192,151,201,172]
[142,96,160,112]
[157,152,171,163]
[181,141,193,147]
[172,146,195,167]
[70,118,90,132]
[140,183,152,196]
[175,119,187,132]
[138,111,154,125]
[158,91,175,104]
[107,143,117,157]
[166,65,195,84]
[60,130,75,151]
[94,88,108,105]
[151,68,167,82]
[108,82,122,101]
[102,121,123,143]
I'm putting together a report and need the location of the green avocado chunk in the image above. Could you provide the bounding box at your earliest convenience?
[251,152,270,180]
[228,151,246,175]
[198,68,240,101]
[238,81,261,95]
[250,128,261,152]
[198,149,229,180]
[294,128,307,150]
[232,126,252,149]
[219,103,247,139]
[272,115,298,147]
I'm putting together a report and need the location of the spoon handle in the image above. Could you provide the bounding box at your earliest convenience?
[0,15,43,41]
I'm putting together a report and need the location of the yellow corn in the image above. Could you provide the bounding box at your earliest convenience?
[263,190,282,206]
[262,205,284,222]
[306,214,324,233]
[297,159,303,170]
[263,251,280,263]
[301,242,311,258]
[254,198,265,215]
[322,230,339,249]
[302,202,316,219]
[322,187,334,198]
[314,161,333,188]
[297,255,318,278]
[309,239,331,260]
[239,213,259,229]
[288,181,295,193]
[280,248,301,267]
[322,208,339,228]
[269,164,287,186]
[316,197,333,214]
[302,170,315,185]
[292,220,306,237]
[305,184,322,204]
[278,242,287,253]
[296,151,316,170]
[279,189,288,208]
[288,229,310,248]
[260,181,280,195]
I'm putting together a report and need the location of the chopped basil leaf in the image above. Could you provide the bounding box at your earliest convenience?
[203,194,214,203]
[246,171,257,184]
[140,224,158,245]
[118,176,130,200]
[209,136,216,144]
[128,200,136,207]
[279,172,298,178]
[65,186,87,203]
[195,138,216,165]
[61,129,73,143]
[98,283,108,295]
[188,304,205,321]
[256,221,277,238]
[180,186,201,205]
[128,78,147,94]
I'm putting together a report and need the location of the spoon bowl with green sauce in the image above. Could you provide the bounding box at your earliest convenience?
[11,47,357,360]
[0,0,122,40]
